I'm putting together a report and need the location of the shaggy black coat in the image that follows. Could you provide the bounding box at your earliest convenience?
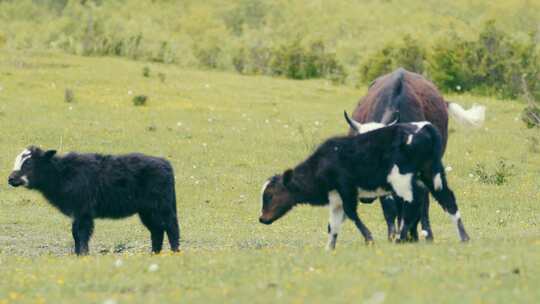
[8,146,180,255]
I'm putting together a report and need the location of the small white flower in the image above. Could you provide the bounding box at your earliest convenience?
[114,259,123,267]
[202,143,207,147]
[148,263,159,272]
[69,106,73,111]
[193,165,197,169]
[176,122,183,127]
[283,124,289,128]
[194,180,200,185]
[456,85,461,91]
[314,121,320,126]
[445,166,453,172]
[128,90,133,95]
[496,209,501,214]
[264,119,269,124]
[205,84,210,88]
[468,173,474,178]
[242,113,247,118]
[208,118,214,123]
[308,266,315,272]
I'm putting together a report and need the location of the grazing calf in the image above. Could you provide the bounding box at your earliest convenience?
[259,122,469,250]
[8,146,180,255]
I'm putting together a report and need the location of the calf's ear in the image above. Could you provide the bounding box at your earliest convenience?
[282,169,293,188]
[43,150,57,160]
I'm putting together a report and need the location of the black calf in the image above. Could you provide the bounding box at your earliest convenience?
[8,146,180,255]
[259,122,469,249]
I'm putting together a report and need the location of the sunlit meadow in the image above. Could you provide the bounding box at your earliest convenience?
[0,49,538,303]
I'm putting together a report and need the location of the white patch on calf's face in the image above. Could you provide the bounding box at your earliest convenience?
[433,173,443,190]
[411,121,430,133]
[20,175,29,186]
[13,149,31,171]
[260,180,271,211]
[387,165,413,202]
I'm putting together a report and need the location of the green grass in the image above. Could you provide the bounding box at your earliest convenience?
[0,50,539,303]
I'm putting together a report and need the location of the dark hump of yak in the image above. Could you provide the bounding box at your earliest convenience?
[351,68,449,152]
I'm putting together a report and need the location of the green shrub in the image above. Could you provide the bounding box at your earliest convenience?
[132,95,147,106]
[428,33,476,92]
[64,88,75,103]
[142,66,150,77]
[428,21,540,99]
[223,0,269,36]
[269,40,346,82]
[472,159,514,186]
[359,35,426,84]
[158,72,166,83]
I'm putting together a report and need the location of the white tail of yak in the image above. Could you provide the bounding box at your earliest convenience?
[447,103,486,128]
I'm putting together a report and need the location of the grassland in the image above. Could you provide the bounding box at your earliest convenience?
[0,50,539,303]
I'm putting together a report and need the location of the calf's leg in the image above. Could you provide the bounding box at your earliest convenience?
[431,187,470,242]
[72,216,94,256]
[380,196,398,241]
[139,212,165,253]
[165,215,180,252]
[418,189,434,241]
[338,188,373,243]
[326,191,345,250]
[397,203,421,242]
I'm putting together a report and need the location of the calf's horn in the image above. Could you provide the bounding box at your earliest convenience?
[344,111,362,132]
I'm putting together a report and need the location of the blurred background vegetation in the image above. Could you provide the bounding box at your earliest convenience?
[0,0,539,98]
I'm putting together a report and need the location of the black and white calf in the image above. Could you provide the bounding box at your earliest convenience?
[8,146,180,255]
[259,122,469,249]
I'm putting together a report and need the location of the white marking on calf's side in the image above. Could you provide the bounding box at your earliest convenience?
[421,230,429,237]
[21,175,29,186]
[433,173,443,191]
[13,149,31,171]
[387,165,413,202]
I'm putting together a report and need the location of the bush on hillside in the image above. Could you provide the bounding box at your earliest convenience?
[428,21,540,99]
[269,40,346,83]
[359,35,426,84]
